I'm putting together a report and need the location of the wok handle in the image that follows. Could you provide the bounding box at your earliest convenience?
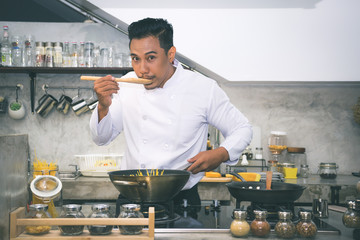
[112,180,147,187]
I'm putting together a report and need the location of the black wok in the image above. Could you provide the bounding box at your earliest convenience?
[226,181,306,204]
[108,169,190,203]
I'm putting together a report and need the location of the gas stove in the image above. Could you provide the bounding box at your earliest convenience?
[115,199,341,234]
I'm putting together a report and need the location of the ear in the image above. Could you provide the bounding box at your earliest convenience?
[168,46,176,63]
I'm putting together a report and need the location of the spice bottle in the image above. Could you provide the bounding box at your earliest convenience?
[53,42,63,67]
[250,210,270,237]
[230,209,250,237]
[25,204,51,235]
[275,211,296,239]
[296,211,317,238]
[35,41,45,67]
[59,204,85,236]
[118,204,144,235]
[300,164,310,178]
[255,147,263,159]
[44,42,53,67]
[87,204,113,235]
[343,200,360,228]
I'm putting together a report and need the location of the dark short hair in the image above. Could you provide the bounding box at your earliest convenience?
[128,18,174,53]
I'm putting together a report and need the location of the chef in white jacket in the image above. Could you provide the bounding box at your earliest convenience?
[90,17,252,206]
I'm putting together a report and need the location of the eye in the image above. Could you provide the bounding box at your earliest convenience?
[131,56,139,62]
[147,55,156,61]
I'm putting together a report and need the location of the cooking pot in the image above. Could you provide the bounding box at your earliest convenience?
[226,181,306,204]
[108,169,190,203]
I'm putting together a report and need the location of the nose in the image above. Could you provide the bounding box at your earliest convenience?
[139,60,149,76]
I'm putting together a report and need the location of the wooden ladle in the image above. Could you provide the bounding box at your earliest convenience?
[266,171,272,190]
[80,76,152,85]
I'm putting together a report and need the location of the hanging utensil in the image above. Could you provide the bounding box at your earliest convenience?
[80,76,152,84]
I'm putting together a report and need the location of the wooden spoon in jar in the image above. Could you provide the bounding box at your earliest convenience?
[266,171,272,190]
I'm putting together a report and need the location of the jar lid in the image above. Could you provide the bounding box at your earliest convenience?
[278,211,292,220]
[299,211,312,220]
[355,199,360,210]
[347,200,356,210]
[301,164,309,168]
[232,209,247,219]
[256,147,263,150]
[270,131,287,136]
[92,204,110,211]
[121,204,141,211]
[29,204,48,211]
[30,175,62,201]
[63,204,82,211]
[254,210,267,218]
[279,163,295,168]
[287,147,306,153]
[319,163,338,168]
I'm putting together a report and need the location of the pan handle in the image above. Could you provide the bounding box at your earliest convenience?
[112,180,147,187]
[230,172,246,182]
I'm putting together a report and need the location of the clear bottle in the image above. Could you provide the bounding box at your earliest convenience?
[78,42,85,67]
[343,200,360,228]
[25,204,51,235]
[11,35,22,66]
[44,42,53,67]
[255,147,263,159]
[59,204,85,236]
[71,42,78,67]
[62,42,71,67]
[84,41,94,67]
[118,204,144,235]
[300,164,310,178]
[250,210,271,237]
[296,211,317,238]
[230,209,250,237]
[87,204,113,235]
[53,42,63,67]
[275,211,296,239]
[35,41,45,67]
[1,26,12,66]
[23,35,35,67]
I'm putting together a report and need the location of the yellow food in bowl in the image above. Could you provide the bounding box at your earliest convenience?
[232,172,261,182]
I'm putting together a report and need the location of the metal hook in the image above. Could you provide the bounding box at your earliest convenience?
[42,84,49,94]
[15,84,23,103]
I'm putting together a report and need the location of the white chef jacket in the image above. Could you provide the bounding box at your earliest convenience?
[90,59,252,190]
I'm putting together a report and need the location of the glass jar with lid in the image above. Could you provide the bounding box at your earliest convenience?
[287,147,306,176]
[300,164,310,178]
[25,204,51,235]
[87,204,113,235]
[118,204,144,235]
[230,209,250,237]
[343,200,360,228]
[250,210,270,237]
[318,162,338,179]
[268,131,287,155]
[59,204,85,236]
[255,147,263,159]
[296,211,317,238]
[275,211,296,239]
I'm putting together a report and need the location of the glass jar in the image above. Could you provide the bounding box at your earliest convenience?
[319,162,338,179]
[255,147,263,159]
[268,131,287,155]
[343,200,360,228]
[118,204,144,235]
[230,209,250,237]
[59,204,85,236]
[84,41,94,67]
[44,42,53,67]
[35,41,45,67]
[87,204,113,235]
[25,204,51,235]
[287,147,306,175]
[277,163,295,175]
[250,210,270,237]
[53,42,63,67]
[275,211,296,239]
[268,160,279,172]
[296,211,317,238]
[300,164,310,178]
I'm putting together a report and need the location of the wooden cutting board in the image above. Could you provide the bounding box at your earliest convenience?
[200,177,232,183]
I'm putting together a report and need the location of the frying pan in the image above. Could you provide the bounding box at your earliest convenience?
[108,169,190,203]
[226,172,306,203]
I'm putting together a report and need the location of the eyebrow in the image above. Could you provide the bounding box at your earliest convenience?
[130,51,158,57]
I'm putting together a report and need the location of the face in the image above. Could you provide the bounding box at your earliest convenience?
[130,36,176,90]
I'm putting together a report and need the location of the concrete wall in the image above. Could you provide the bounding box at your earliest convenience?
[1,22,359,175]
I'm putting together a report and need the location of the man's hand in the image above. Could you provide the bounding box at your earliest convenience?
[93,75,119,121]
[186,147,229,174]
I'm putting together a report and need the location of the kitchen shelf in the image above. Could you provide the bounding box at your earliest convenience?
[10,207,154,240]
[0,66,133,114]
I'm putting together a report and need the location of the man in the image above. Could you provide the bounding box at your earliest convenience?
[90,18,252,207]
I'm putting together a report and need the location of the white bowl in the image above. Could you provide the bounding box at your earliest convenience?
[8,100,26,120]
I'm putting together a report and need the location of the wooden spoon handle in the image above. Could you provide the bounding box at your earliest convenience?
[80,76,152,84]
[266,171,273,190]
